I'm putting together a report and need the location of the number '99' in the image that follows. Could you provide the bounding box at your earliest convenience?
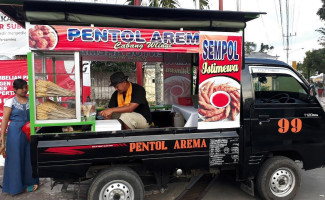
[278,118,302,134]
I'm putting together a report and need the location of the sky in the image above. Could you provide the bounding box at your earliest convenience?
[182,0,324,64]
[112,0,324,64]
[224,0,323,64]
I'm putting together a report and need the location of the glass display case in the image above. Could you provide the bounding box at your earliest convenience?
[29,52,82,125]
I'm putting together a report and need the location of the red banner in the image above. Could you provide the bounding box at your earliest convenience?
[0,60,28,130]
[163,53,192,105]
[28,25,200,53]
[198,32,242,129]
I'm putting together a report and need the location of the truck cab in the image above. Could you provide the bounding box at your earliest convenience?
[239,58,325,199]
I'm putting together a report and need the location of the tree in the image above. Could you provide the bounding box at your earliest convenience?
[244,41,257,54]
[316,27,325,47]
[125,0,209,9]
[126,0,179,7]
[193,0,210,10]
[90,61,136,72]
[259,43,274,53]
[317,0,325,20]
[317,0,325,46]
[300,49,325,82]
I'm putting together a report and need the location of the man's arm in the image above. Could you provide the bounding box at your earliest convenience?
[100,102,139,119]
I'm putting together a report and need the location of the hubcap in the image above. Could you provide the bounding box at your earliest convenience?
[269,168,295,197]
[100,180,134,200]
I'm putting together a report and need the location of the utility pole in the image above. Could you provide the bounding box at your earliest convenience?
[236,0,241,11]
[134,0,142,86]
[195,0,199,9]
[283,0,296,64]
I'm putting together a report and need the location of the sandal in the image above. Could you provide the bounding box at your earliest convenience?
[25,184,38,192]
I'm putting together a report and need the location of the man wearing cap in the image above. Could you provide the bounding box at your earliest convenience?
[100,72,152,129]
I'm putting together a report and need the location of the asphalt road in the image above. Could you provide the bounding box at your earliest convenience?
[202,166,325,200]
[1,164,325,200]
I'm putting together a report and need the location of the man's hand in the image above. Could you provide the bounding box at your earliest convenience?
[100,108,114,119]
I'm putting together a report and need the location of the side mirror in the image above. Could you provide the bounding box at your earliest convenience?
[308,84,316,98]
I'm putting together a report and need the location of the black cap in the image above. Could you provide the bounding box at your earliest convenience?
[110,72,128,87]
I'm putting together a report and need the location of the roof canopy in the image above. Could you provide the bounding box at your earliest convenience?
[0,0,264,32]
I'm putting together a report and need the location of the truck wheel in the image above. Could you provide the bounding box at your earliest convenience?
[256,156,301,200]
[88,167,144,200]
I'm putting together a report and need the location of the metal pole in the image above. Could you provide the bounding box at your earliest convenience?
[286,0,289,63]
[134,0,143,85]
[195,0,200,9]
[219,0,223,10]
[237,0,241,11]
[134,0,140,6]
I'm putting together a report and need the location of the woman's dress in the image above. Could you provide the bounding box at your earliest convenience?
[2,97,39,195]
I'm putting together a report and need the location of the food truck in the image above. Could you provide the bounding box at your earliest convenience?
[1,1,325,200]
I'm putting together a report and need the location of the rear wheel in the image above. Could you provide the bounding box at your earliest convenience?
[256,156,301,200]
[88,167,144,200]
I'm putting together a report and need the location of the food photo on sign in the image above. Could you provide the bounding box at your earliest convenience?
[198,76,240,122]
[29,25,58,50]
[163,53,192,105]
[198,32,242,129]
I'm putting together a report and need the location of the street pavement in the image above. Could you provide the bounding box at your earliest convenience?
[0,97,324,200]
[1,165,325,200]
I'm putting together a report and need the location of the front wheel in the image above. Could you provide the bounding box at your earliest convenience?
[256,156,301,200]
[88,167,144,200]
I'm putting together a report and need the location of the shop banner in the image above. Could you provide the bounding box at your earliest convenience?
[0,60,28,131]
[81,51,163,62]
[28,25,199,53]
[0,12,28,56]
[198,32,242,129]
[163,53,192,105]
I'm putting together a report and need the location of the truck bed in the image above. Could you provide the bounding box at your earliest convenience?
[31,127,240,179]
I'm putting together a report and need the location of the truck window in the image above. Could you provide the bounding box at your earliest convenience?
[251,69,308,104]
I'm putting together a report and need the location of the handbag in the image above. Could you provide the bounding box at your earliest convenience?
[22,121,31,142]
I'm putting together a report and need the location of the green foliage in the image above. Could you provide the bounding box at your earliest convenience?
[317,0,325,20]
[90,61,136,72]
[154,0,180,8]
[300,49,325,81]
[125,0,209,9]
[317,0,325,46]
[316,27,325,47]
[125,0,179,7]
[316,82,324,88]
[193,0,210,10]
[259,43,274,53]
[245,41,257,54]
[245,42,274,54]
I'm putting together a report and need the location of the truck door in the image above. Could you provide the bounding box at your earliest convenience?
[248,66,325,164]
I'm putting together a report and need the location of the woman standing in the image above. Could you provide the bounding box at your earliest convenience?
[0,79,39,195]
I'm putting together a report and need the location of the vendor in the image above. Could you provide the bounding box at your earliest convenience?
[100,72,152,129]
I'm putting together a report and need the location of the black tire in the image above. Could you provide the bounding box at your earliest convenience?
[87,167,144,200]
[256,156,301,200]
